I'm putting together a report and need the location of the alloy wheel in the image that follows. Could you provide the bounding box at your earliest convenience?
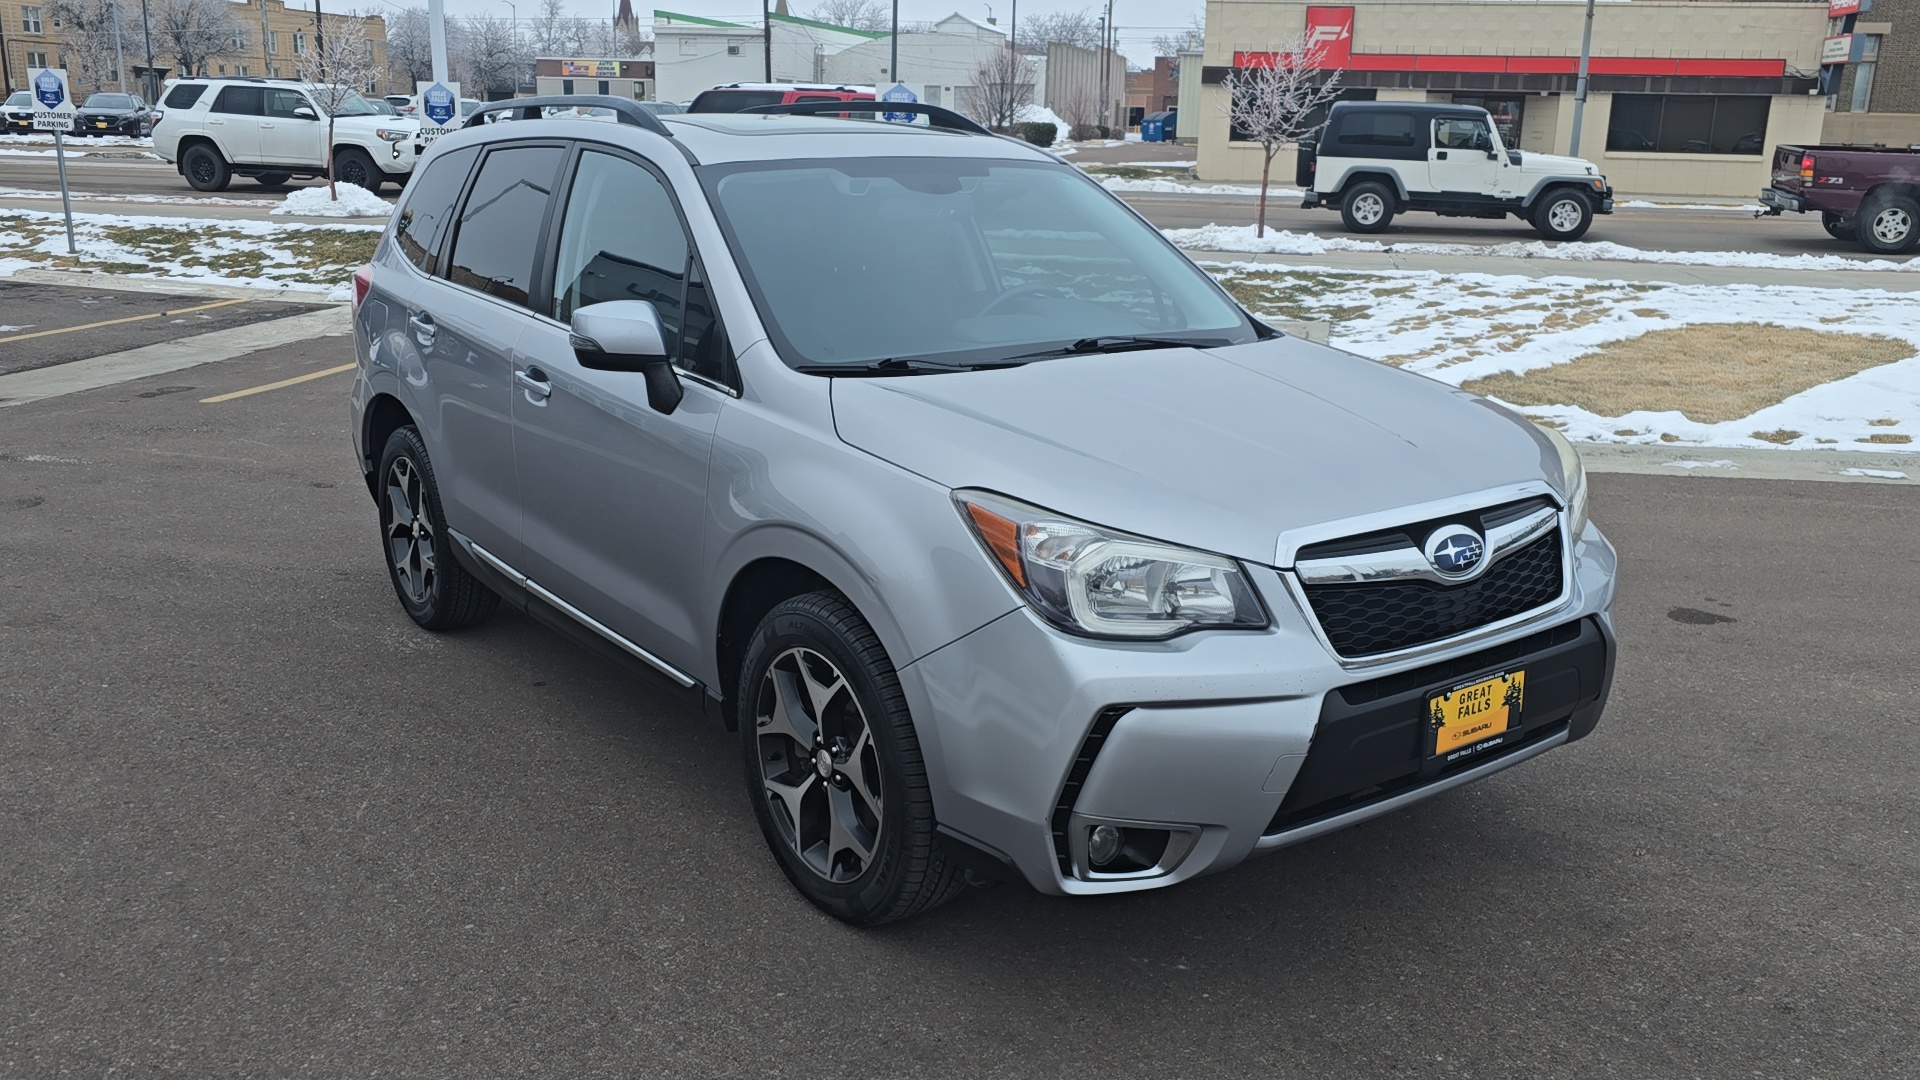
[1873,208,1912,246]
[1547,198,1583,234]
[189,155,214,185]
[340,159,368,187]
[754,647,884,884]
[1352,192,1385,225]
[384,456,436,604]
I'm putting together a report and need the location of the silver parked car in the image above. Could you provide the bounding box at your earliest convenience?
[349,97,1617,925]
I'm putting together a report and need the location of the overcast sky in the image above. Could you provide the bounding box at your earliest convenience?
[320,0,1206,67]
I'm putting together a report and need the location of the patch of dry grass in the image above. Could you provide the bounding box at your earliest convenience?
[1870,418,1901,427]
[1751,429,1803,444]
[1858,433,1914,444]
[1461,324,1915,423]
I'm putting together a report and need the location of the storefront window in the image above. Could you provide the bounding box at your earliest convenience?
[1449,96,1524,147]
[1606,94,1770,155]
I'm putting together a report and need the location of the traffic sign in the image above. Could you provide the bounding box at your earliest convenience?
[879,82,921,124]
[415,80,460,145]
[30,67,76,131]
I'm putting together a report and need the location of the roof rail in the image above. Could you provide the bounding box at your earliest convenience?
[740,100,994,136]
[462,95,674,137]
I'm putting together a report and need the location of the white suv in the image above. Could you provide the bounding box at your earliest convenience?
[153,78,420,192]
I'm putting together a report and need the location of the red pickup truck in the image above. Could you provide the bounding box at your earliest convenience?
[1758,143,1920,254]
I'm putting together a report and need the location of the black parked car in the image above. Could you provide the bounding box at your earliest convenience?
[76,92,152,136]
[3,90,33,134]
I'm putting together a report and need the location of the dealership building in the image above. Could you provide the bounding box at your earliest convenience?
[1193,1,1836,197]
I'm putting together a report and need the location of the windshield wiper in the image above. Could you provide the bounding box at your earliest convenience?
[998,335,1229,363]
[792,357,1034,377]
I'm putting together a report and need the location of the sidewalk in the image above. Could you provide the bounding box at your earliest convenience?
[1186,246,1920,291]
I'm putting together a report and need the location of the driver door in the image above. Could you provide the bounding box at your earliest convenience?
[1428,116,1501,197]
[259,87,324,165]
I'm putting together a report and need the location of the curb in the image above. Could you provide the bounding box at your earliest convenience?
[7,267,346,303]
[1574,443,1916,484]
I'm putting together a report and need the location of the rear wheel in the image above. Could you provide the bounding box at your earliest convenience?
[1821,212,1856,241]
[253,171,293,188]
[1339,180,1396,234]
[738,592,966,926]
[333,147,382,192]
[1531,188,1594,241]
[375,427,500,631]
[1858,193,1920,254]
[181,143,230,192]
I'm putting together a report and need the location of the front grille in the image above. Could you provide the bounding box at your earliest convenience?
[1303,531,1564,658]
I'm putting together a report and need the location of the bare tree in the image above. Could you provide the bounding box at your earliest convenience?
[295,15,379,199]
[805,0,887,32]
[44,0,129,95]
[1017,8,1100,54]
[1221,38,1342,237]
[455,12,519,95]
[1152,15,1204,79]
[385,6,435,86]
[1054,81,1101,140]
[966,46,1035,131]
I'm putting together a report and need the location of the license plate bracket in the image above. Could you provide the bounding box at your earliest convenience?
[1427,670,1524,763]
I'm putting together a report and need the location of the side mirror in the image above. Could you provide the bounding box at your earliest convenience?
[570,300,682,414]
[1485,148,1499,161]
[293,106,317,120]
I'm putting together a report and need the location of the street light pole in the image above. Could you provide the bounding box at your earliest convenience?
[890,0,898,81]
[110,1,127,91]
[501,0,518,91]
[138,0,157,102]
[763,0,771,82]
[1567,0,1595,157]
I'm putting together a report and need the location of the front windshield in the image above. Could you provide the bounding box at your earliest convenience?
[328,92,379,117]
[704,158,1256,369]
[10,91,36,106]
[84,94,136,108]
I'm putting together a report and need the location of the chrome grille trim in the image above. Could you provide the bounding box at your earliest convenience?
[1294,505,1558,587]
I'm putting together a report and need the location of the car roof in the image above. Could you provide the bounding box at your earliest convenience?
[1331,100,1487,120]
[702,82,875,93]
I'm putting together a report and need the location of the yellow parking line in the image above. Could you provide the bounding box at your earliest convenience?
[0,298,251,344]
[200,363,356,404]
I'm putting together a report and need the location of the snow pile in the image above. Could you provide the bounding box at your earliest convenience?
[1014,104,1071,146]
[272,183,392,218]
[1838,467,1910,479]
[1618,199,1766,212]
[1662,459,1740,470]
[1169,223,1920,273]
[1099,177,1294,198]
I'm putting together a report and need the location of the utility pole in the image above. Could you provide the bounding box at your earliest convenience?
[429,0,449,83]
[1567,0,1595,157]
[890,0,898,80]
[111,2,127,90]
[259,0,272,78]
[139,0,157,101]
[762,0,771,82]
[315,0,327,81]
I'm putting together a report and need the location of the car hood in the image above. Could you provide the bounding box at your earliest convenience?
[830,337,1562,566]
[1517,151,1599,177]
[335,114,418,130]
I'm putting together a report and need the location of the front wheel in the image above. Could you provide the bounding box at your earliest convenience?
[375,427,500,631]
[1822,212,1857,241]
[1858,193,1920,254]
[333,147,382,193]
[1339,180,1396,233]
[1532,188,1594,241]
[737,592,966,926]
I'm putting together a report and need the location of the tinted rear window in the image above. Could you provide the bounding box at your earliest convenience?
[163,84,206,110]
[1334,111,1415,148]
[394,145,478,276]
[689,89,785,113]
[445,145,565,308]
[212,86,264,116]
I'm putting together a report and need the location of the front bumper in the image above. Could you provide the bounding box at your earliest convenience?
[902,520,1618,896]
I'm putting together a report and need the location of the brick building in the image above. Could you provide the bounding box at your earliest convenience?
[1,0,389,98]
[1125,57,1178,126]
[1823,0,1920,143]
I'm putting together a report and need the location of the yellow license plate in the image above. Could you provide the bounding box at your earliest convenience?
[95,121,108,127]
[1428,671,1524,760]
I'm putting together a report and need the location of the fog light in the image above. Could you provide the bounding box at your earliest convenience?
[1088,824,1123,867]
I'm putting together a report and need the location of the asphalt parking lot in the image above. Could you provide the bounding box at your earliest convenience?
[0,282,323,376]
[2,337,1916,1078]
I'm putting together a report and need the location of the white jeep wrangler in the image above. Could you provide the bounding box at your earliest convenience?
[1299,101,1613,241]
[153,78,420,193]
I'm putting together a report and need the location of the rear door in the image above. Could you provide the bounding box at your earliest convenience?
[508,144,729,675]
[1427,115,1500,197]
[259,87,325,165]
[206,85,264,162]
[404,141,568,567]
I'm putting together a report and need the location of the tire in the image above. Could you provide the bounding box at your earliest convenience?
[1339,180,1396,233]
[1822,212,1857,241]
[181,143,230,192]
[334,147,381,192]
[1858,192,1920,254]
[253,171,293,188]
[1531,187,1594,241]
[374,427,500,631]
[737,592,967,926]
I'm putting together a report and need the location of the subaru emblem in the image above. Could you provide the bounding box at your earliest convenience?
[1424,526,1486,580]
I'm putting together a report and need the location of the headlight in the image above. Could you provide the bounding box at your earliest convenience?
[1540,426,1589,535]
[375,128,409,142]
[957,491,1268,639]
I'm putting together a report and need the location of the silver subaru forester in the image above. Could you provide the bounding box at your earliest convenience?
[348,98,1617,925]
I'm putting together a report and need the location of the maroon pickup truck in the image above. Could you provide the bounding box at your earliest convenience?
[1758,143,1920,254]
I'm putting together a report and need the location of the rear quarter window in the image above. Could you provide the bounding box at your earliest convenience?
[393,145,479,276]
[1334,112,1416,148]
[163,84,206,110]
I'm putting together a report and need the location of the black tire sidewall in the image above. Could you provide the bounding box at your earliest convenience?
[335,148,379,192]
[375,427,452,626]
[1340,180,1395,233]
[1533,188,1593,241]
[183,145,228,192]
[736,597,921,924]
[1859,195,1920,254]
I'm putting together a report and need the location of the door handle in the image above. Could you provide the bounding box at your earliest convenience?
[515,367,553,401]
[407,312,436,348]
[1435,150,1448,160]
[261,121,276,128]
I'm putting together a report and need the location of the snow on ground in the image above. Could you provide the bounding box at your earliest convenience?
[1098,177,1296,198]
[1014,104,1071,147]
[0,186,292,208]
[1619,200,1767,212]
[0,208,375,292]
[0,133,152,148]
[271,183,392,217]
[1171,223,1920,273]
[1662,459,1740,470]
[1838,467,1910,479]
[1206,259,1920,452]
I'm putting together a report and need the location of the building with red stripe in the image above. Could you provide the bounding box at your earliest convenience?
[1192,1,1832,197]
